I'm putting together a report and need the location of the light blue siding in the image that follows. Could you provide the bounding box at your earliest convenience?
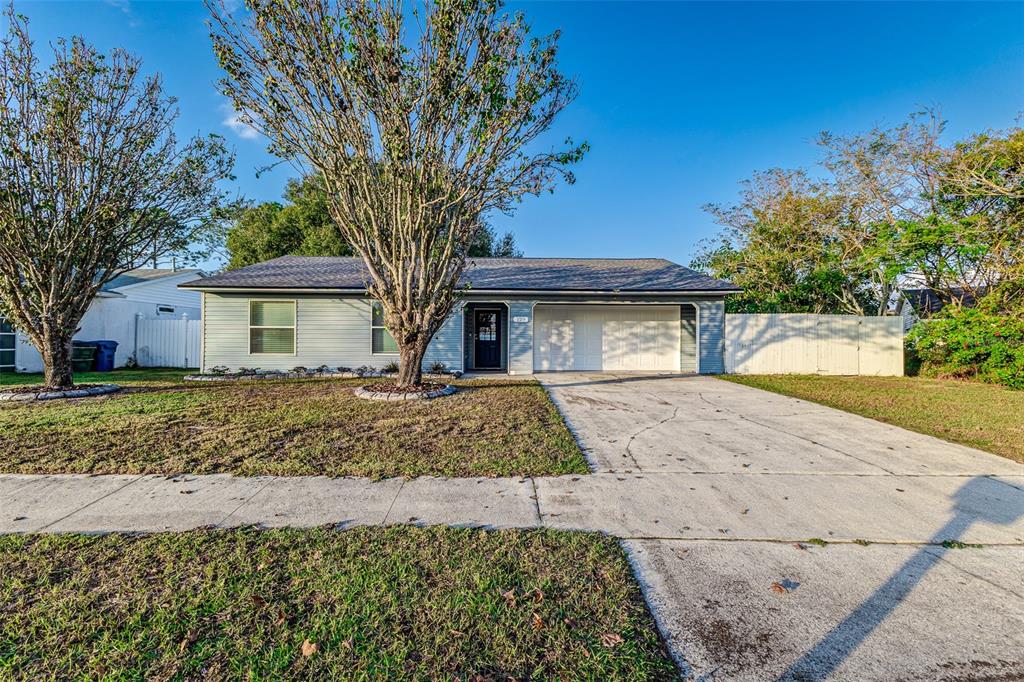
[200,293,728,375]
[696,299,726,374]
[423,303,463,371]
[680,304,698,373]
[201,293,463,373]
[507,300,536,374]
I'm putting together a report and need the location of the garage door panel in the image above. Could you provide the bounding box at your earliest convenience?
[534,305,680,372]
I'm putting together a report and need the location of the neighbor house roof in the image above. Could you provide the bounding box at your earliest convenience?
[902,287,985,315]
[182,256,739,294]
[103,268,203,292]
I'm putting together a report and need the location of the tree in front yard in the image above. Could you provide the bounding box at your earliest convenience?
[209,0,584,387]
[0,7,233,389]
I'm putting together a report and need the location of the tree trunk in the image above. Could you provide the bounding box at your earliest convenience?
[41,332,75,390]
[396,341,427,388]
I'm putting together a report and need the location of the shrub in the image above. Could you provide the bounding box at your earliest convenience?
[335,366,352,374]
[429,361,447,375]
[290,366,309,374]
[237,367,258,376]
[208,365,229,375]
[908,303,1024,390]
[355,365,372,378]
[382,360,400,374]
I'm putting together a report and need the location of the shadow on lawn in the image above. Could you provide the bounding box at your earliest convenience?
[778,476,1023,681]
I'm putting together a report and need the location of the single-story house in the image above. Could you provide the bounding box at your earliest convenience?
[181,256,740,375]
[2,268,204,374]
[895,286,986,331]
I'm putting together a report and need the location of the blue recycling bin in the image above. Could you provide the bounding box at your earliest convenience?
[91,340,119,372]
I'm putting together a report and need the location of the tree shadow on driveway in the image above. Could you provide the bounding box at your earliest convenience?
[778,476,1024,681]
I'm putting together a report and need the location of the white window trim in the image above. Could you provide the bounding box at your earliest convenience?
[248,299,297,356]
[369,301,399,355]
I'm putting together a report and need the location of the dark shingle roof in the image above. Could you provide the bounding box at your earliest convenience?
[183,256,739,293]
[903,287,985,315]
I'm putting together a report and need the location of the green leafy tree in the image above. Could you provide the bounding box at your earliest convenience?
[226,176,521,268]
[469,223,523,258]
[0,7,233,389]
[209,0,582,387]
[226,176,351,270]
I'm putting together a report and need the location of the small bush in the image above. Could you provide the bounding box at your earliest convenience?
[383,360,400,374]
[290,366,309,374]
[430,361,447,375]
[208,365,229,376]
[237,367,258,376]
[355,365,372,378]
[908,302,1024,390]
[336,366,352,374]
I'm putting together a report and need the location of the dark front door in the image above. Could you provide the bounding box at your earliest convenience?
[474,310,501,369]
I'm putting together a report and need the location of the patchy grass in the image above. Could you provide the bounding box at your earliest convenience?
[0,367,189,388]
[0,526,677,680]
[720,374,1024,464]
[0,369,587,478]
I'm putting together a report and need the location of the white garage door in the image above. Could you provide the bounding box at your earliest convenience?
[533,305,680,371]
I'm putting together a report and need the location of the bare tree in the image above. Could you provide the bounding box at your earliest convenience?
[0,7,234,389]
[208,0,585,386]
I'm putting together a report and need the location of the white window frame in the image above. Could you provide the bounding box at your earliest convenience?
[369,301,398,355]
[248,299,297,355]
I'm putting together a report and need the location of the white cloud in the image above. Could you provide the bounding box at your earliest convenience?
[221,104,260,140]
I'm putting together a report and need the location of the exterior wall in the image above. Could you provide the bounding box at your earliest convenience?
[197,292,731,375]
[201,292,463,373]
[695,299,726,374]
[507,300,536,374]
[680,304,698,373]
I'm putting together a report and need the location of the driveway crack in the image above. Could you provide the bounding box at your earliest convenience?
[624,406,680,470]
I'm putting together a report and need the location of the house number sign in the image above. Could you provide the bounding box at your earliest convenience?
[512,316,529,323]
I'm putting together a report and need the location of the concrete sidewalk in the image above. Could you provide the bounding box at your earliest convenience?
[3,469,1022,544]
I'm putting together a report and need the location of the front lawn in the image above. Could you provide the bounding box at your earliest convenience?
[720,374,1024,463]
[0,369,587,478]
[0,526,677,680]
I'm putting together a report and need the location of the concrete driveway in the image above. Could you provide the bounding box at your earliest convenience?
[538,372,1024,682]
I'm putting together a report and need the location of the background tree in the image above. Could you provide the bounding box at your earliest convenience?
[209,0,584,386]
[225,175,351,270]
[468,222,523,258]
[694,169,875,314]
[0,7,233,389]
[695,112,1022,316]
[225,175,522,269]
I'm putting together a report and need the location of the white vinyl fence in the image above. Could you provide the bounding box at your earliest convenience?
[725,314,904,376]
[134,315,201,368]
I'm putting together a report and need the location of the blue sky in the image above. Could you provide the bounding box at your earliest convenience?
[12,1,1024,268]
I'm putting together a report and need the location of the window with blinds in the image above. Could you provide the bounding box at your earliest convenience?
[370,301,398,354]
[249,301,296,354]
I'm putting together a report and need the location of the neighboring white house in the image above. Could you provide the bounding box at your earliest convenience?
[1,268,204,374]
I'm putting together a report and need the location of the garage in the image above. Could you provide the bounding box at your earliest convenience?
[533,304,681,371]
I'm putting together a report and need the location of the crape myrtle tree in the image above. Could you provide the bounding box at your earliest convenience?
[0,7,233,389]
[208,0,585,387]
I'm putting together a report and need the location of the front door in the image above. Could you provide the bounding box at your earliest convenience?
[474,310,501,369]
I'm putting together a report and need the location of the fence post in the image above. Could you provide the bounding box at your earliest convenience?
[182,313,189,368]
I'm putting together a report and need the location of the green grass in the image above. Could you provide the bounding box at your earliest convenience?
[0,369,587,478]
[720,374,1024,464]
[0,526,677,680]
